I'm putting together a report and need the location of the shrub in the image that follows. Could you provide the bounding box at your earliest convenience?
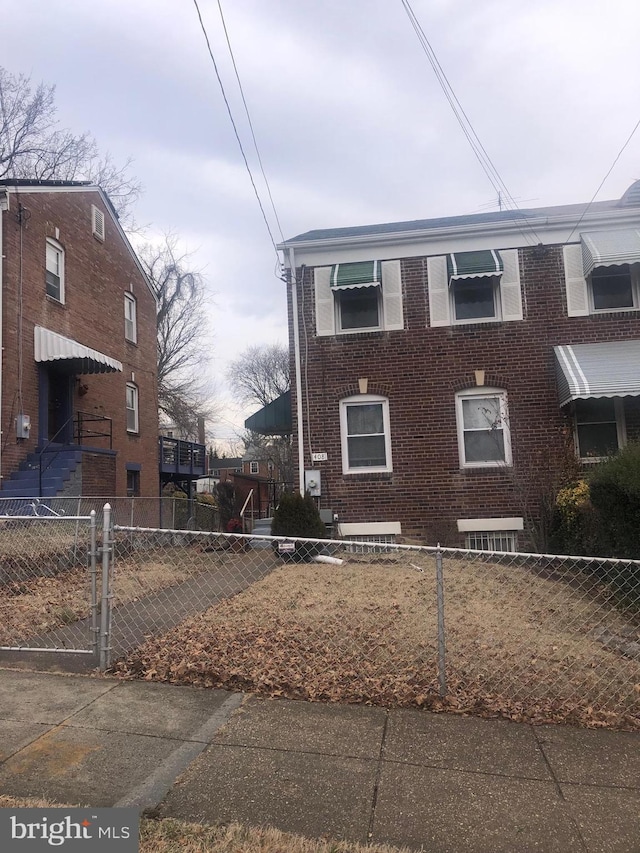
[588,442,640,559]
[271,490,325,561]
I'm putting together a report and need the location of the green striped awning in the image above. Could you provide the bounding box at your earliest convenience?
[581,229,640,277]
[330,261,381,290]
[447,250,503,280]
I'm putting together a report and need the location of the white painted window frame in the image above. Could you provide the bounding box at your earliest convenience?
[45,238,65,303]
[340,394,393,475]
[450,274,501,325]
[455,387,512,469]
[336,285,382,333]
[124,291,137,343]
[250,461,259,474]
[126,382,139,433]
[588,264,640,314]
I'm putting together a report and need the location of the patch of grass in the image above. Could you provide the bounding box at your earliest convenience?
[0,797,409,853]
[115,553,640,730]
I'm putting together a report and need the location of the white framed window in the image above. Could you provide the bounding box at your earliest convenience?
[564,241,640,317]
[465,530,518,552]
[126,383,139,433]
[427,249,523,327]
[314,261,404,336]
[589,265,640,312]
[124,292,137,343]
[45,239,65,303]
[451,276,500,322]
[574,398,625,460]
[92,204,105,241]
[455,388,512,468]
[250,461,259,474]
[340,395,392,474]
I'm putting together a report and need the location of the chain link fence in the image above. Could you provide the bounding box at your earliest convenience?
[0,496,219,531]
[2,509,639,727]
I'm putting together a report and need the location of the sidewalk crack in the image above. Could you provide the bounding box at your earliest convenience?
[367,708,389,843]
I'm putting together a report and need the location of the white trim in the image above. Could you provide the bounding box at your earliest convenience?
[45,237,65,304]
[457,517,524,532]
[340,394,392,474]
[124,291,137,344]
[455,387,512,468]
[340,522,402,535]
[574,397,626,461]
[126,382,139,433]
[91,204,105,241]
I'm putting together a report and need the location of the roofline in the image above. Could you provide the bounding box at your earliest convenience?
[1,183,156,304]
[277,203,640,254]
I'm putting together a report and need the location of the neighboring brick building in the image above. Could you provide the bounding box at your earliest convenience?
[0,179,159,498]
[280,181,640,550]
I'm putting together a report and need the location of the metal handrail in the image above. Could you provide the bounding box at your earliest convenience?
[38,411,113,496]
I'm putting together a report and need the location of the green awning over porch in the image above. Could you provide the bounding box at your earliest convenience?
[244,390,292,435]
[330,260,382,289]
[447,250,503,280]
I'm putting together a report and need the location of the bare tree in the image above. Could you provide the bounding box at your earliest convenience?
[227,343,290,408]
[0,66,140,221]
[139,235,215,440]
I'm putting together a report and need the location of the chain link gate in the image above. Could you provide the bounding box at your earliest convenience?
[0,505,114,668]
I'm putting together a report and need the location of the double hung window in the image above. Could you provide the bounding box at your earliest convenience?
[455,389,512,468]
[340,395,392,474]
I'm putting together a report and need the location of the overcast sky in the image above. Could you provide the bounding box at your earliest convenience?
[2,0,639,446]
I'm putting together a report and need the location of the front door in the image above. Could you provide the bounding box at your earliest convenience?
[46,369,73,443]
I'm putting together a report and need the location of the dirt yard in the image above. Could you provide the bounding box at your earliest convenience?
[113,551,640,730]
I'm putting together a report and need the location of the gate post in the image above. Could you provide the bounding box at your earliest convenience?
[99,503,113,671]
[89,510,99,661]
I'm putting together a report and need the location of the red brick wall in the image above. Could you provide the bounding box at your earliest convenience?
[288,245,640,547]
[1,189,159,496]
[81,451,117,496]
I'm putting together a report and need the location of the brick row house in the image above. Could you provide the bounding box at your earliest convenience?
[0,180,159,498]
[280,181,640,550]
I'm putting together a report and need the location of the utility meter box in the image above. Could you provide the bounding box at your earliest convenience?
[304,469,321,496]
[16,414,31,439]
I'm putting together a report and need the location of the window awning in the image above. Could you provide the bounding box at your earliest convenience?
[330,261,381,289]
[447,250,503,280]
[34,326,123,374]
[581,229,640,277]
[554,341,640,407]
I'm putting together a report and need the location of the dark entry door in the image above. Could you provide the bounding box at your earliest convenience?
[47,369,73,442]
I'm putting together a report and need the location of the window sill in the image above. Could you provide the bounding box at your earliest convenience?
[342,471,393,481]
[459,464,513,474]
[45,295,66,307]
[588,309,640,319]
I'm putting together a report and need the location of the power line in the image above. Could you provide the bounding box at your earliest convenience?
[216,0,286,244]
[192,0,282,270]
[565,116,640,244]
[400,0,542,245]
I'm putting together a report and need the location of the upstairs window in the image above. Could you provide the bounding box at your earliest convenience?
[124,292,137,343]
[564,232,640,316]
[45,239,65,303]
[126,383,139,433]
[428,249,522,327]
[314,260,403,336]
[340,395,392,474]
[455,388,512,468]
[590,265,637,311]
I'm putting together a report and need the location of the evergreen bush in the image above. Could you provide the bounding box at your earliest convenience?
[271,490,325,561]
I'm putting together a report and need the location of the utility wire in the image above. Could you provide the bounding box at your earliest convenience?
[565,116,640,244]
[192,0,283,270]
[400,0,542,245]
[216,0,286,244]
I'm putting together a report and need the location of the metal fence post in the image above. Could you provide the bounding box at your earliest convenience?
[436,545,447,697]
[89,510,99,661]
[99,503,113,671]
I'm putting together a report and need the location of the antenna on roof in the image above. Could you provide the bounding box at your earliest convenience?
[477,194,538,212]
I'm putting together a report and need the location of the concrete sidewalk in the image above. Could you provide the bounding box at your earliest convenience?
[0,668,638,852]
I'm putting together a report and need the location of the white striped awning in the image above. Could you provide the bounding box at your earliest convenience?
[34,326,123,374]
[581,229,640,277]
[554,341,640,407]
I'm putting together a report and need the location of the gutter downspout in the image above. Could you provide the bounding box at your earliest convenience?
[288,246,305,495]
